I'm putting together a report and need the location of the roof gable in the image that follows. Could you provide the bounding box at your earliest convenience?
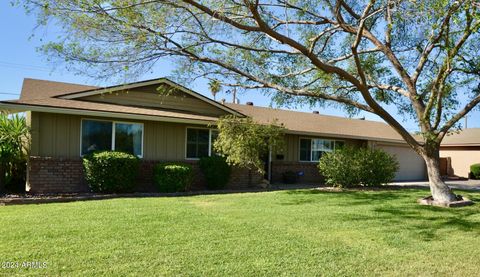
[55,78,242,116]
[77,84,230,117]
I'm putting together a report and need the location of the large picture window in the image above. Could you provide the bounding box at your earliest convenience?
[81,119,143,157]
[299,138,344,162]
[186,128,218,159]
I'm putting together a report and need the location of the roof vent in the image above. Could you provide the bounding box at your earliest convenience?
[313,111,319,114]
[246,101,254,106]
[221,98,226,104]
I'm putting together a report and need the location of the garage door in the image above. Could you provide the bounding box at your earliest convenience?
[376,144,427,181]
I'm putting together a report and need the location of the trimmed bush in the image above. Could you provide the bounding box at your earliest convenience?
[199,156,231,190]
[470,164,480,179]
[318,146,399,187]
[154,162,193,192]
[83,151,140,193]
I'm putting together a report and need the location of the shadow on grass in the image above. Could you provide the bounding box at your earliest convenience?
[282,188,480,241]
[374,204,480,241]
[282,188,416,206]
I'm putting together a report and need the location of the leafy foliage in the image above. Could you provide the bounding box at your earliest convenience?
[470,164,480,179]
[0,113,29,193]
[318,146,399,187]
[199,156,231,190]
[82,151,139,193]
[154,162,193,193]
[214,116,285,174]
[21,1,480,123]
[208,79,222,100]
[20,0,480,200]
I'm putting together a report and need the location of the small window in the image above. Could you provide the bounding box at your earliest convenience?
[186,128,219,159]
[81,120,112,155]
[186,128,210,159]
[299,138,343,162]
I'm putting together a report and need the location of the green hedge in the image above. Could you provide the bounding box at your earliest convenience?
[154,162,193,192]
[82,151,140,193]
[199,156,231,190]
[318,146,399,187]
[470,164,480,179]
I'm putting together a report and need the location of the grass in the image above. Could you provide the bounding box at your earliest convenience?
[1,188,480,276]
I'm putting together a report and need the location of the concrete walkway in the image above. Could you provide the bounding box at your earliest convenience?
[390,179,480,191]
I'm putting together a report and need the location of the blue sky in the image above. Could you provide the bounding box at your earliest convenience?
[0,2,478,131]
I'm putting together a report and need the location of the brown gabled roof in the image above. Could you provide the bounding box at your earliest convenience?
[20,78,97,100]
[441,128,480,146]
[225,103,405,142]
[20,77,242,116]
[4,77,239,123]
[3,98,218,123]
[4,77,411,143]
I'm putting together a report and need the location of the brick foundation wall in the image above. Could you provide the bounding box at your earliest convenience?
[27,157,89,194]
[27,156,263,194]
[137,160,263,191]
[271,161,324,184]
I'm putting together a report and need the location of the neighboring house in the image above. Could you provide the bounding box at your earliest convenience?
[440,128,480,178]
[0,78,427,194]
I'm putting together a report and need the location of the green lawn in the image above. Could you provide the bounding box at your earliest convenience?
[1,189,480,276]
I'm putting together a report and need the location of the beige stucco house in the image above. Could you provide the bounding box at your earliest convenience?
[0,77,428,193]
[440,128,480,178]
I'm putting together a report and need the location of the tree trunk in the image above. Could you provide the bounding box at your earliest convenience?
[423,144,457,203]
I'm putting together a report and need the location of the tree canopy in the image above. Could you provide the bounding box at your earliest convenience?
[22,0,480,202]
[214,115,285,174]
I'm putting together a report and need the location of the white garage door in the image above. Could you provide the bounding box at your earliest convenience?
[376,144,427,181]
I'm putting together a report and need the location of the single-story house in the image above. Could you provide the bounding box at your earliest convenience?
[440,128,480,178]
[0,78,427,193]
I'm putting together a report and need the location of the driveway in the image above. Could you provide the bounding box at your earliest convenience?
[390,179,480,191]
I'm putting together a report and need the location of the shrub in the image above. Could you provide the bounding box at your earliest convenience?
[282,171,297,184]
[82,151,140,193]
[0,113,29,193]
[154,162,193,192]
[5,160,27,193]
[199,156,231,190]
[470,164,480,179]
[318,146,399,187]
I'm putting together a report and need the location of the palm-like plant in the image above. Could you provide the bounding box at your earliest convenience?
[0,112,30,193]
[208,79,221,101]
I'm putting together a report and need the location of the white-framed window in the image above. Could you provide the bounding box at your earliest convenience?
[81,119,144,157]
[299,138,344,162]
[186,128,218,159]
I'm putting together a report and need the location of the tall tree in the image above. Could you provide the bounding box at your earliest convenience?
[208,79,222,100]
[23,0,480,203]
[214,115,285,174]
